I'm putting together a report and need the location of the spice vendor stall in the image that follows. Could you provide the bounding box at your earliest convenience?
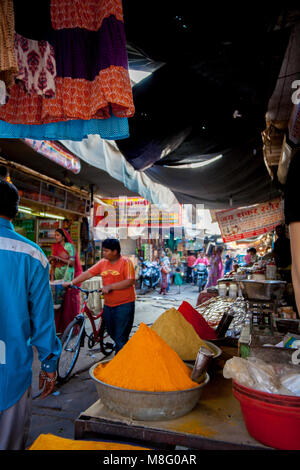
[73,278,300,450]
[74,323,271,450]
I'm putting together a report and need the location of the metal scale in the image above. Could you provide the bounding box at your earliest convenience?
[238,280,286,358]
[240,280,286,337]
[247,300,277,335]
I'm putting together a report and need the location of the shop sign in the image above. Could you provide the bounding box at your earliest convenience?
[94,197,182,228]
[216,199,284,243]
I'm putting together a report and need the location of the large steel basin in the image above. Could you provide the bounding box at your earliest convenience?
[240,280,286,301]
[89,362,209,421]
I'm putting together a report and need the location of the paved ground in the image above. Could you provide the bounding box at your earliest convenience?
[27,283,200,448]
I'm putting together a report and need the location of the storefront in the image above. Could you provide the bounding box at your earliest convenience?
[2,159,90,262]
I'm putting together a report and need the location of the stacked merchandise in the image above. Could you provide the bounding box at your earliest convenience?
[195,296,248,339]
[0,0,134,141]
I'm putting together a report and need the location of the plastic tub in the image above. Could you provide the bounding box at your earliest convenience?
[233,380,300,450]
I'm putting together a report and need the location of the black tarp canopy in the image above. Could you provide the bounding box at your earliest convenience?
[116,3,298,208]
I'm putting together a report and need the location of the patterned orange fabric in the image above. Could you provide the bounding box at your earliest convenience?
[0,0,18,88]
[50,0,124,31]
[0,66,134,124]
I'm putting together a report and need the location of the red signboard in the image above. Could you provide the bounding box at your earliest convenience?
[216,199,284,243]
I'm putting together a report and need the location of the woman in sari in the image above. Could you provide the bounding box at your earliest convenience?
[159,261,169,295]
[49,228,83,334]
[206,247,224,287]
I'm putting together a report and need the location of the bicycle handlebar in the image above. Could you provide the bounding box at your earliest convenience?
[69,285,102,295]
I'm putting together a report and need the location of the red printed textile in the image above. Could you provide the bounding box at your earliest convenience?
[50,0,124,31]
[178,301,218,340]
[0,67,134,124]
[15,33,56,98]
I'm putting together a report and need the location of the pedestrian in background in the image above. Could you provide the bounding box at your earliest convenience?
[187,251,196,283]
[159,261,169,295]
[174,267,183,293]
[224,255,233,275]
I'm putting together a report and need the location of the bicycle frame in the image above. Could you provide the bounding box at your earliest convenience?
[72,286,104,344]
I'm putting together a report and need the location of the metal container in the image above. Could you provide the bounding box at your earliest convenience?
[89,363,209,421]
[240,280,286,301]
[202,340,222,358]
[191,347,214,381]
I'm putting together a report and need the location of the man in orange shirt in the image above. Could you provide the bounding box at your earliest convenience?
[64,238,136,354]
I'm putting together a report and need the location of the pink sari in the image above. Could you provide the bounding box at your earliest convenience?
[52,229,83,334]
[207,254,223,287]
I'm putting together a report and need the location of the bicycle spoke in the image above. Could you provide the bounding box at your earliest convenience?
[57,320,84,381]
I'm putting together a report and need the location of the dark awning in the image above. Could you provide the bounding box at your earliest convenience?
[115,3,296,207]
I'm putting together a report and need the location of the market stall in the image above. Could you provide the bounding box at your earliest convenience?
[70,274,300,451]
[2,158,90,261]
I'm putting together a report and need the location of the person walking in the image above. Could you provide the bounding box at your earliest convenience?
[174,267,183,293]
[0,180,61,450]
[159,261,169,295]
[187,251,196,283]
[49,228,83,334]
[64,238,135,354]
[207,247,224,287]
[224,255,233,275]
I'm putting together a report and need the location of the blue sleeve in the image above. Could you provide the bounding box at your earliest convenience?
[28,258,62,372]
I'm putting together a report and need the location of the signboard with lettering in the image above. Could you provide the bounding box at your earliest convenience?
[94,197,182,228]
[216,199,284,243]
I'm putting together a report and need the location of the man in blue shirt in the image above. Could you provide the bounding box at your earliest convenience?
[224,255,233,275]
[0,180,61,450]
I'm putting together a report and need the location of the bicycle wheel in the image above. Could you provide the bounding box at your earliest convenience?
[99,319,114,356]
[57,317,84,383]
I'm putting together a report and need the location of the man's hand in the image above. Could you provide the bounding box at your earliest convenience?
[62,281,72,288]
[39,371,57,399]
[102,285,113,294]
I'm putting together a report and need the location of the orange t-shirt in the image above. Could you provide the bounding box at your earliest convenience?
[88,256,136,307]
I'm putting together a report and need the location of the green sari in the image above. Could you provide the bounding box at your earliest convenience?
[54,242,75,282]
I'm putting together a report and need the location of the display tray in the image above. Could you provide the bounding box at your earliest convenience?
[75,370,272,450]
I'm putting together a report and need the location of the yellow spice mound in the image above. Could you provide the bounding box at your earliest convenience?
[93,322,199,392]
[29,434,149,450]
[151,307,214,361]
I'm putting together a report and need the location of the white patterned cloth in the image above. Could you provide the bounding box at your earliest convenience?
[14,33,56,97]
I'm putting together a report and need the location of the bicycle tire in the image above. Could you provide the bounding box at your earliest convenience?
[57,318,84,383]
[99,319,114,357]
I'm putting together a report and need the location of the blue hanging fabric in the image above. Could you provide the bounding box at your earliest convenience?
[0,114,129,141]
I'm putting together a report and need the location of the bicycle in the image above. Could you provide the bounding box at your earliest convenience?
[57,285,114,383]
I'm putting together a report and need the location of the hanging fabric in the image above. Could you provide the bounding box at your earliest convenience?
[0,0,18,89]
[0,112,129,140]
[0,0,134,141]
[14,33,57,98]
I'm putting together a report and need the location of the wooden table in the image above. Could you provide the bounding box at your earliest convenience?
[74,369,272,450]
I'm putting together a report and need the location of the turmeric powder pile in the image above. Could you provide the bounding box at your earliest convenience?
[151,307,215,361]
[93,322,199,392]
[29,434,150,450]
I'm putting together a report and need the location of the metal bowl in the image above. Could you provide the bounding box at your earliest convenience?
[240,280,286,301]
[89,362,209,421]
[184,340,222,366]
[184,340,222,362]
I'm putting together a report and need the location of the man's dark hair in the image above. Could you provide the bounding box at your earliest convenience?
[102,238,121,254]
[248,247,257,254]
[0,180,19,219]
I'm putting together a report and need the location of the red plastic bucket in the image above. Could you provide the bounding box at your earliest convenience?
[233,380,300,450]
